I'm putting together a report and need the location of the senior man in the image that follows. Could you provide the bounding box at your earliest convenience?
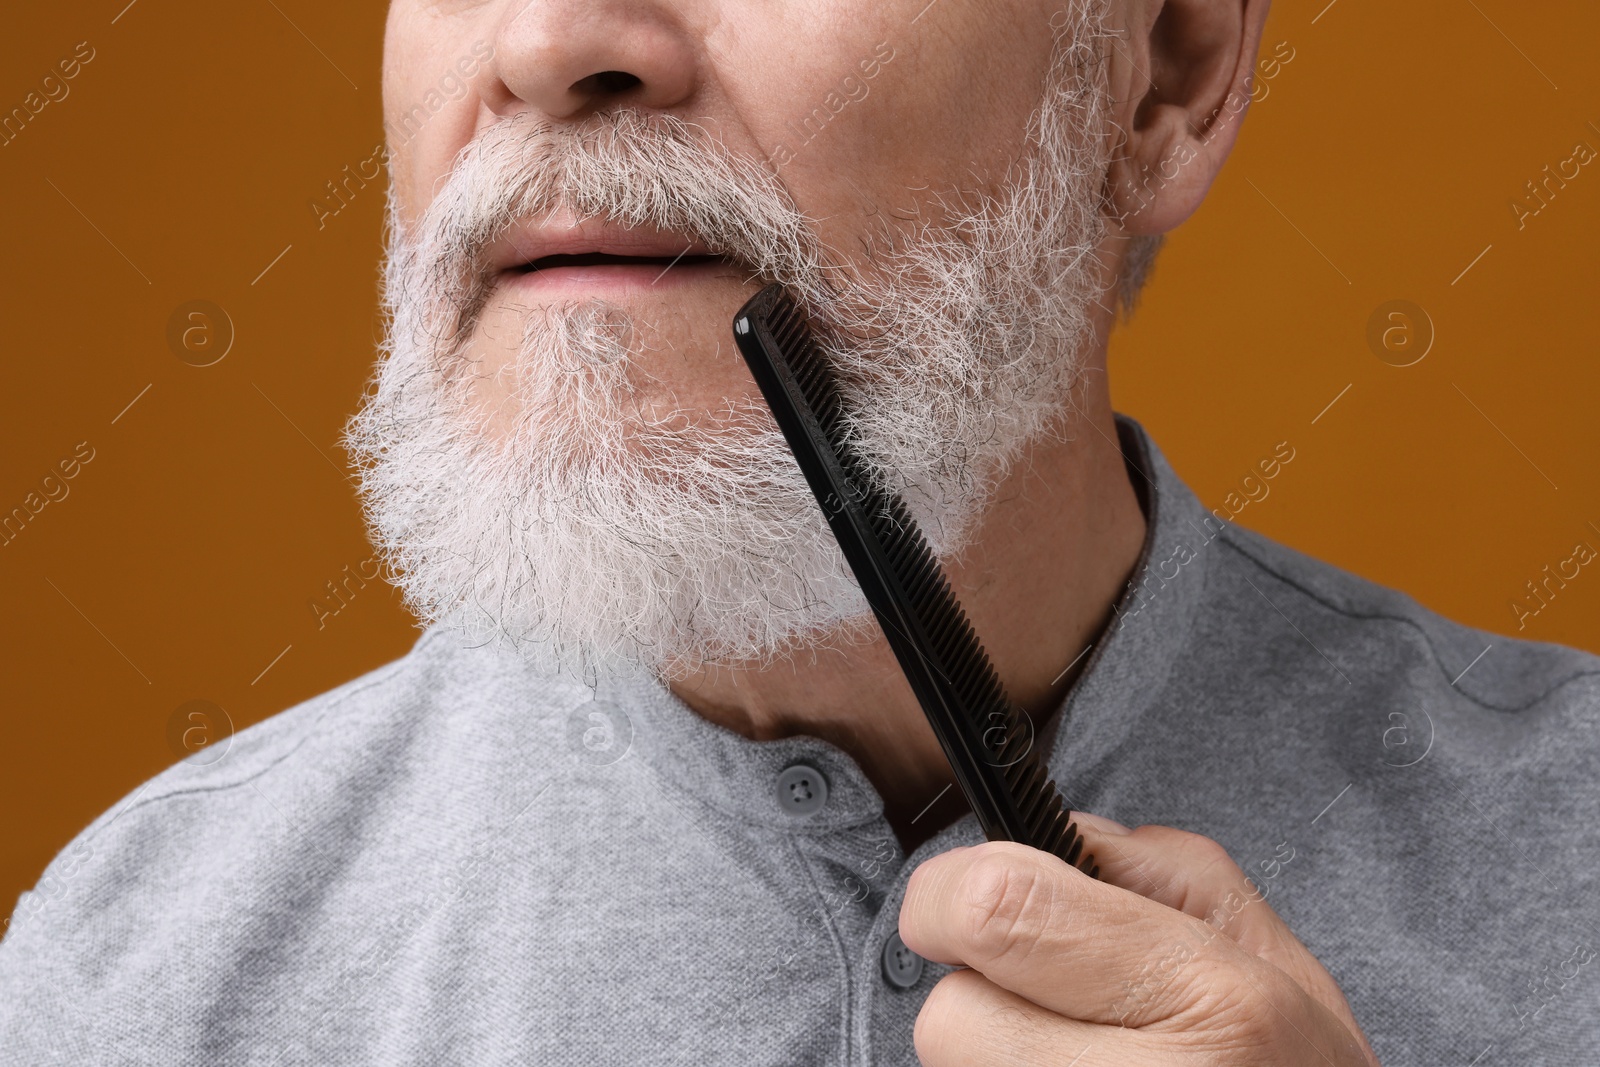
[3,0,1597,1064]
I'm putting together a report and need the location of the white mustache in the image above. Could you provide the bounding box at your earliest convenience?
[393,108,830,348]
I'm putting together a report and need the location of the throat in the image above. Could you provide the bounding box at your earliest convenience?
[667,643,979,855]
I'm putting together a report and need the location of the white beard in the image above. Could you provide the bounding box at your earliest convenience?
[343,3,1115,682]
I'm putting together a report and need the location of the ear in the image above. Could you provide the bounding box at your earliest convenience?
[1103,0,1272,236]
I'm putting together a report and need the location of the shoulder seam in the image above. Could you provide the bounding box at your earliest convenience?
[1216,527,1600,715]
[80,648,426,844]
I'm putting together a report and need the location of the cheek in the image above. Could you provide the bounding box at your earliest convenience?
[382,8,485,228]
[755,6,1059,247]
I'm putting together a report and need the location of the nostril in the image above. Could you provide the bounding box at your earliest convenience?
[574,70,642,95]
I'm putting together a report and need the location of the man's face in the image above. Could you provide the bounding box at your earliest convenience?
[383,0,1093,373]
[354,0,1122,677]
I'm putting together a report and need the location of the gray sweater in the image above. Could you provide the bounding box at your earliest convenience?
[3,417,1596,1066]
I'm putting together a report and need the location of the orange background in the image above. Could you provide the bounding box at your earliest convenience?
[3,1,1597,921]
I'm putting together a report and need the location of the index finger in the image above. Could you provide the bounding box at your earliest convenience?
[1070,814,1374,1049]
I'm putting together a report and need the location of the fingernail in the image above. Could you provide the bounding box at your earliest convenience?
[1073,811,1131,836]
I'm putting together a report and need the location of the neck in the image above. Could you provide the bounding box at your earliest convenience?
[666,361,1147,854]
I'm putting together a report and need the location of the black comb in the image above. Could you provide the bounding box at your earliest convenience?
[732,283,1098,879]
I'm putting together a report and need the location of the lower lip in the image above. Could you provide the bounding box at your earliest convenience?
[497,257,738,296]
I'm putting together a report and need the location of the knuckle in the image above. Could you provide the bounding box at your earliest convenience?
[1150,827,1244,880]
[1133,826,1255,919]
[956,846,1053,966]
[1185,967,1268,1032]
[916,969,1045,1066]
[913,970,979,1062]
[1170,960,1306,1063]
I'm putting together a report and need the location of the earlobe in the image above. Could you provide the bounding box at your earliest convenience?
[1103,0,1271,236]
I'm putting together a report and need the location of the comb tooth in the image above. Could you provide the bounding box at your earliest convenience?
[953,659,992,700]
[896,552,933,594]
[1058,817,1100,876]
[784,325,811,358]
[869,508,896,538]
[936,586,969,625]
[792,337,825,373]
[878,508,908,544]
[1041,814,1067,854]
[1059,826,1080,863]
[889,533,925,575]
[793,360,825,399]
[773,312,812,359]
[1036,781,1067,828]
[1008,724,1044,774]
[906,549,934,580]
[905,539,939,578]
[909,576,944,615]
[919,584,957,634]
[1030,809,1056,851]
[933,608,973,663]
[1001,749,1026,789]
[971,660,1004,698]
[780,305,805,337]
[943,623,977,660]
[777,329,804,365]
[984,716,1015,762]
[794,350,825,386]
[937,656,975,709]
[1005,722,1034,773]
[893,521,928,558]
[1062,829,1084,866]
[1036,792,1068,841]
[903,562,936,602]
[813,383,845,420]
[938,644,974,694]
[770,306,796,342]
[1016,738,1042,779]
[1011,758,1036,799]
[948,658,987,708]
[1041,813,1068,855]
[1017,768,1047,826]
[1012,724,1037,767]
[940,607,979,659]
[889,507,922,547]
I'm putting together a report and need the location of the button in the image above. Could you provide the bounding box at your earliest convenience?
[775,763,828,817]
[881,931,924,989]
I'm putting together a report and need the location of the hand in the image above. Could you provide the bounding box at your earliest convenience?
[898,815,1381,1066]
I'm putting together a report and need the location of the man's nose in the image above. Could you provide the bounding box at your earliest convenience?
[483,0,700,119]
